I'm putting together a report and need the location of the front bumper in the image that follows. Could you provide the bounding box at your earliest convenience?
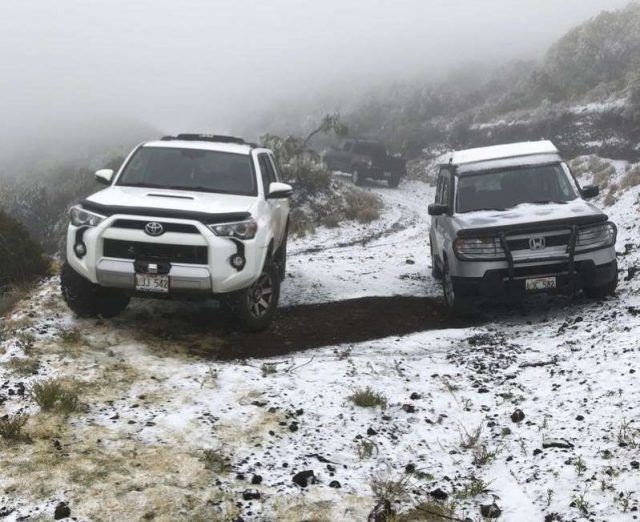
[452,259,618,298]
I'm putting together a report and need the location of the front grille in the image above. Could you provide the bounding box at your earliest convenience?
[103,239,208,264]
[507,234,570,251]
[110,219,199,234]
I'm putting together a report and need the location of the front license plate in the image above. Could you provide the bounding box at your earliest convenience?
[525,276,556,292]
[383,171,392,178]
[135,273,169,293]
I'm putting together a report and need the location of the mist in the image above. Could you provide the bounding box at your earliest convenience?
[0,0,631,160]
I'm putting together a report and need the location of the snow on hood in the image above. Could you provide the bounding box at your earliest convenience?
[85,186,256,215]
[453,198,607,232]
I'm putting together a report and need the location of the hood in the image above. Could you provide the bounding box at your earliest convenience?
[85,186,256,217]
[453,199,608,237]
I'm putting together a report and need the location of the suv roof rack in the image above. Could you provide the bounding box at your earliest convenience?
[161,134,251,145]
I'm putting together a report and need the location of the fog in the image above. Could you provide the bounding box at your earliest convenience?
[0,0,631,156]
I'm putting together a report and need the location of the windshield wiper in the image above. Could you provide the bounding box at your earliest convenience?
[531,200,568,205]
[464,207,508,213]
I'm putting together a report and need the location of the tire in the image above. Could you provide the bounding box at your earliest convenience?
[387,174,401,188]
[442,258,471,315]
[352,168,365,186]
[583,273,618,299]
[431,244,442,280]
[60,262,130,318]
[275,232,288,282]
[229,258,280,332]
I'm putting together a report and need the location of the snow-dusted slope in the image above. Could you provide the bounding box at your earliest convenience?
[1,170,639,521]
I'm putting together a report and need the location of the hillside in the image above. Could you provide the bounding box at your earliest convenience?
[1,163,639,520]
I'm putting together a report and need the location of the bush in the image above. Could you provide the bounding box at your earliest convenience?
[344,189,383,223]
[0,210,48,289]
[620,165,640,190]
[30,379,79,414]
[0,414,29,443]
[349,387,388,409]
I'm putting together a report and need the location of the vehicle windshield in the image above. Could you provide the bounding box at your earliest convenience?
[456,163,579,213]
[352,142,386,156]
[117,147,256,196]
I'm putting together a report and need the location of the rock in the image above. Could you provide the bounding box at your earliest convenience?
[405,463,416,473]
[288,422,299,432]
[533,448,542,456]
[405,259,415,265]
[329,480,341,488]
[251,474,262,484]
[327,464,336,473]
[542,438,574,449]
[54,502,71,520]
[401,404,416,413]
[367,427,378,436]
[292,470,315,488]
[430,488,448,500]
[242,490,261,500]
[575,415,584,421]
[410,392,421,400]
[510,409,525,423]
[480,502,501,518]
[631,461,639,470]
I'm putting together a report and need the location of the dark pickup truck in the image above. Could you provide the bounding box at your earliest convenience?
[323,139,406,188]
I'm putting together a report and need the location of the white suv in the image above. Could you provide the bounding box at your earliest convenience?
[61,134,292,332]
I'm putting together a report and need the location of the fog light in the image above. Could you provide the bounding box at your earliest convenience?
[230,254,245,270]
[74,243,87,257]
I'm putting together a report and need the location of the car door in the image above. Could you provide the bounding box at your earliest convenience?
[258,153,286,249]
[267,153,289,243]
[432,168,452,263]
[336,140,352,171]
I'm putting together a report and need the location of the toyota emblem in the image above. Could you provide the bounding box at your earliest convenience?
[145,222,164,236]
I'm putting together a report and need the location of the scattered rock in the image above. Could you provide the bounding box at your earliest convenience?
[631,461,639,470]
[54,502,71,520]
[289,422,299,432]
[480,502,501,518]
[575,415,584,421]
[251,474,263,485]
[329,480,342,488]
[533,448,543,456]
[367,427,378,436]
[409,392,421,400]
[430,488,448,500]
[542,438,574,450]
[242,490,261,501]
[405,463,416,473]
[511,409,525,423]
[401,403,416,413]
[292,470,315,488]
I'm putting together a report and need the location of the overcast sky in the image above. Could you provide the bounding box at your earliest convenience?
[0,0,632,144]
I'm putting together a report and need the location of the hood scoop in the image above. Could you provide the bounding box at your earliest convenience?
[146,192,194,200]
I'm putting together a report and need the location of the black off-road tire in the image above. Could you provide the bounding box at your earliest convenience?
[387,174,401,188]
[275,232,288,282]
[229,258,280,333]
[583,274,618,299]
[60,262,130,318]
[431,245,442,280]
[442,259,471,315]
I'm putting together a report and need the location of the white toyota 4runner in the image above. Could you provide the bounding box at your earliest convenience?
[61,134,292,332]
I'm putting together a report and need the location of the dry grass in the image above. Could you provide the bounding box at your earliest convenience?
[289,208,316,237]
[0,284,30,317]
[349,387,388,409]
[620,164,640,190]
[6,356,40,376]
[344,189,383,223]
[30,378,80,414]
[0,414,30,443]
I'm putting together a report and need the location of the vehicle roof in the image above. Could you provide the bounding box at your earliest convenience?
[440,141,560,168]
[143,139,256,155]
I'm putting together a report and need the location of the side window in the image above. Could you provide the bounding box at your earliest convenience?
[267,154,281,182]
[437,169,452,207]
[258,153,275,196]
[343,141,352,152]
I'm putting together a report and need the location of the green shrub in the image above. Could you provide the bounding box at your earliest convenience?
[0,210,48,289]
[30,379,79,414]
[0,414,29,443]
[349,387,388,409]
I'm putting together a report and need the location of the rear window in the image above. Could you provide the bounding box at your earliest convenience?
[117,146,256,196]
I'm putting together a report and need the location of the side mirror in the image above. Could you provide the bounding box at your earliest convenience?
[581,184,599,199]
[428,203,448,216]
[95,169,114,185]
[267,182,293,199]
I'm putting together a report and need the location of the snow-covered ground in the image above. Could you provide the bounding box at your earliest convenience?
[1,170,639,521]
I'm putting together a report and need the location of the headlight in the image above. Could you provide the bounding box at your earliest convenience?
[69,206,105,227]
[209,219,257,240]
[453,237,503,259]
[576,222,616,251]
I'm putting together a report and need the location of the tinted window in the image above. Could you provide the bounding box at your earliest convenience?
[456,163,578,213]
[343,142,352,152]
[352,142,386,156]
[258,153,276,196]
[117,147,256,196]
